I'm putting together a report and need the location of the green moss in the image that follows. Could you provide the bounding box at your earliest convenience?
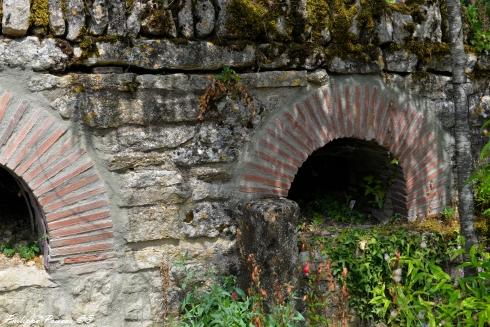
[305,0,329,41]
[225,0,275,40]
[405,40,449,63]
[30,0,49,28]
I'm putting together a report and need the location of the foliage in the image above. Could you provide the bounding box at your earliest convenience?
[470,119,490,245]
[299,194,367,226]
[370,244,490,326]
[198,66,255,124]
[303,227,460,323]
[179,275,304,327]
[362,175,386,209]
[0,242,40,260]
[463,0,490,53]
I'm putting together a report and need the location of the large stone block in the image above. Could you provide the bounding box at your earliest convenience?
[2,0,30,37]
[87,40,256,70]
[236,198,300,304]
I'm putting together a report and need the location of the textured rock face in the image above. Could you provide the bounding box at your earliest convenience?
[0,0,487,325]
[237,199,300,304]
[2,0,30,36]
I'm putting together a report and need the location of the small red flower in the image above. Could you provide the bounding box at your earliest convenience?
[303,262,310,276]
[231,291,238,301]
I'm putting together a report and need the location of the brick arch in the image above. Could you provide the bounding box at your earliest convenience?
[238,78,451,219]
[0,90,113,268]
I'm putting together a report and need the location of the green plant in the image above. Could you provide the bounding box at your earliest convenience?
[16,242,40,260]
[304,226,459,323]
[370,244,490,326]
[441,207,457,221]
[464,0,490,52]
[362,175,386,209]
[1,243,15,258]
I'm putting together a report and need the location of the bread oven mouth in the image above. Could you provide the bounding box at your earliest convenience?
[0,166,46,267]
[288,138,407,225]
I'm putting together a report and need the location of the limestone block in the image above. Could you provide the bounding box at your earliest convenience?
[392,12,413,44]
[0,266,57,292]
[0,37,68,71]
[384,49,418,73]
[66,0,85,41]
[107,0,127,36]
[236,199,299,303]
[414,4,442,42]
[88,40,256,70]
[178,0,194,38]
[127,0,143,36]
[88,0,109,35]
[328,56,382,74]
[195,0,216,37]
[181,202,235,238]
[49,0,66,36]
[126,205,181,242]
[2,0,30,37]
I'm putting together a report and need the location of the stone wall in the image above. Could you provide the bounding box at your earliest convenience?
[0,0,488,326]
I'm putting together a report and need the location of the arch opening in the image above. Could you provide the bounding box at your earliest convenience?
[288,138,408,225]
[0,166,46,266]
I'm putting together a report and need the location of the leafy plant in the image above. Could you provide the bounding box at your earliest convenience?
[370,244,490,326]
[362,175,386,209]
[1,243,16,258]
[464,0,490,53]
[303,226,460,323]
[441,206,457,221]
[17,242,40,261]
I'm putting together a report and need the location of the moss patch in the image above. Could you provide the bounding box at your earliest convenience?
[225,0,277,40]
[30,0,49,29]
[405,40,449,63]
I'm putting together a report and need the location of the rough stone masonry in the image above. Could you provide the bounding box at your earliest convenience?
[0,0,488,325]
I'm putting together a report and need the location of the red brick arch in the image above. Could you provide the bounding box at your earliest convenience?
[0,91,113,267]
[239,79,451,219]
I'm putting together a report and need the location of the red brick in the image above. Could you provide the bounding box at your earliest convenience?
[242,174,290,190]
[50,220,112,238]
[23,138,74,183]
[366,86,379,139]
[257,151,298,174]
[30,149,85,190]
[0,92,12,122]
[0,102,28,147]
[259,139,303,167]
[46,199,109,222]
[390,112,424,158]
[50,231,114,248]
[333,83,347,136]
[282,111,317,150]
[48,211,111,231]
[320,88,340,137]
[344,85,353,136]
[389,109,417,156]
[16,127,67,175]
[50,242,112,257]
[275,118,314,153]
[0,111,39,164]
[266,129,308,161]
[35,161,94,196]
[64,253,114,264]
[44,187,106,213]
[353,85,362,137]
[304,97,331,144]
[292,104,323,149]
[39,174,99,206]
[239,186,287,197]
[244,162,294,181]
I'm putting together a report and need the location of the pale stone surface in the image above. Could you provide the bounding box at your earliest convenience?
[126,205,181,242]
[66,0,86,40]
[2,0,30,37]
[195,0,216,37]
[178,0,194,38]
[328,56,382,74]
[414,4,442,42]
[0,37,68,71]
[0,266,57,291]
[107,0,127,36]
[88,0,109,35]
[88,40,256,70]
[49,0,66,36]
[384,49,418,72]
[127,0,143,36]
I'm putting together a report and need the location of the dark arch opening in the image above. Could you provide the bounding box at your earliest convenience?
[288,138,407,225]
[0,166,46,265]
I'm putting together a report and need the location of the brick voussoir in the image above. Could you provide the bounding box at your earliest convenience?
[47,210,111,230]
[49,220,113,238]
[50,242,113,257]
[46,199,110,222]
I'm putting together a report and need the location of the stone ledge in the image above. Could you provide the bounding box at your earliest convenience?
[0,266,57,292]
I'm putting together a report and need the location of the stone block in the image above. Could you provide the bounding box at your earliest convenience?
[2,0,30,37]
